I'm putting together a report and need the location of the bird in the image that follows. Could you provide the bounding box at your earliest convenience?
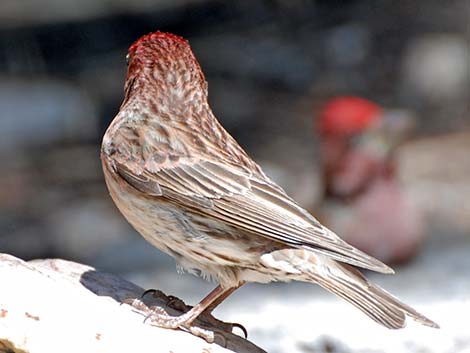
[317,96,425,264]
[101,31,438,338]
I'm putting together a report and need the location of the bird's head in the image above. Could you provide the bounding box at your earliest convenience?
[317,96,383,137]
[124,31,208,105]
[316,96,415,198]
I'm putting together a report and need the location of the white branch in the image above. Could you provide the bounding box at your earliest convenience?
[0,253,265,353]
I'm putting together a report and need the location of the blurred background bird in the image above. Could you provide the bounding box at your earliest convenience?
[316,96,424,265]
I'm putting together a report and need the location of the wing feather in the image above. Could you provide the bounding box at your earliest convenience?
[108,151,393,274]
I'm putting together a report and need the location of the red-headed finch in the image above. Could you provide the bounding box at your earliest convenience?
[101,32,438,339]
[317,97,424,264]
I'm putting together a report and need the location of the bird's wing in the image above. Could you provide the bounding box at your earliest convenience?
[107,143,392,274]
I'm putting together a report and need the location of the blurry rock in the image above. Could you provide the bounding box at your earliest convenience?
[316,96,424,264]
[397,131,470,233]
[401,35,470,102]
[0,78,97,150]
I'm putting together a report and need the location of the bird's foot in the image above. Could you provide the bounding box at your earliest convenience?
[144,305,217,342]
[125,289,247,343]
[141,289,247,337]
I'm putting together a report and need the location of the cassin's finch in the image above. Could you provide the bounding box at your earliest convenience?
[101,32,438,339]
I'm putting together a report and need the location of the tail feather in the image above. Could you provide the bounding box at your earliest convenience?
[260,249,438,329]
[368,284,439,328]
[312,263,439,329]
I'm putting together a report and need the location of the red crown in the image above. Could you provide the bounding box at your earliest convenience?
[318,96,382,136]
[128,31,188,53]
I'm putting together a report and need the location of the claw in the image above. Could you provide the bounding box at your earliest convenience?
[141,288,156,298]
[141,288,167,300]
[231,322,248,338]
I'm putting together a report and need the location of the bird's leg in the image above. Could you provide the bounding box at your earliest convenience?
[196,282,248,338]
[203,283,242,314]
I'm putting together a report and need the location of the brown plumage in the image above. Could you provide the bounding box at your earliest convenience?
[101,31,438,335]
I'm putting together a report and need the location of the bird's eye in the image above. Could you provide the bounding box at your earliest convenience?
[125,53,130,65]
